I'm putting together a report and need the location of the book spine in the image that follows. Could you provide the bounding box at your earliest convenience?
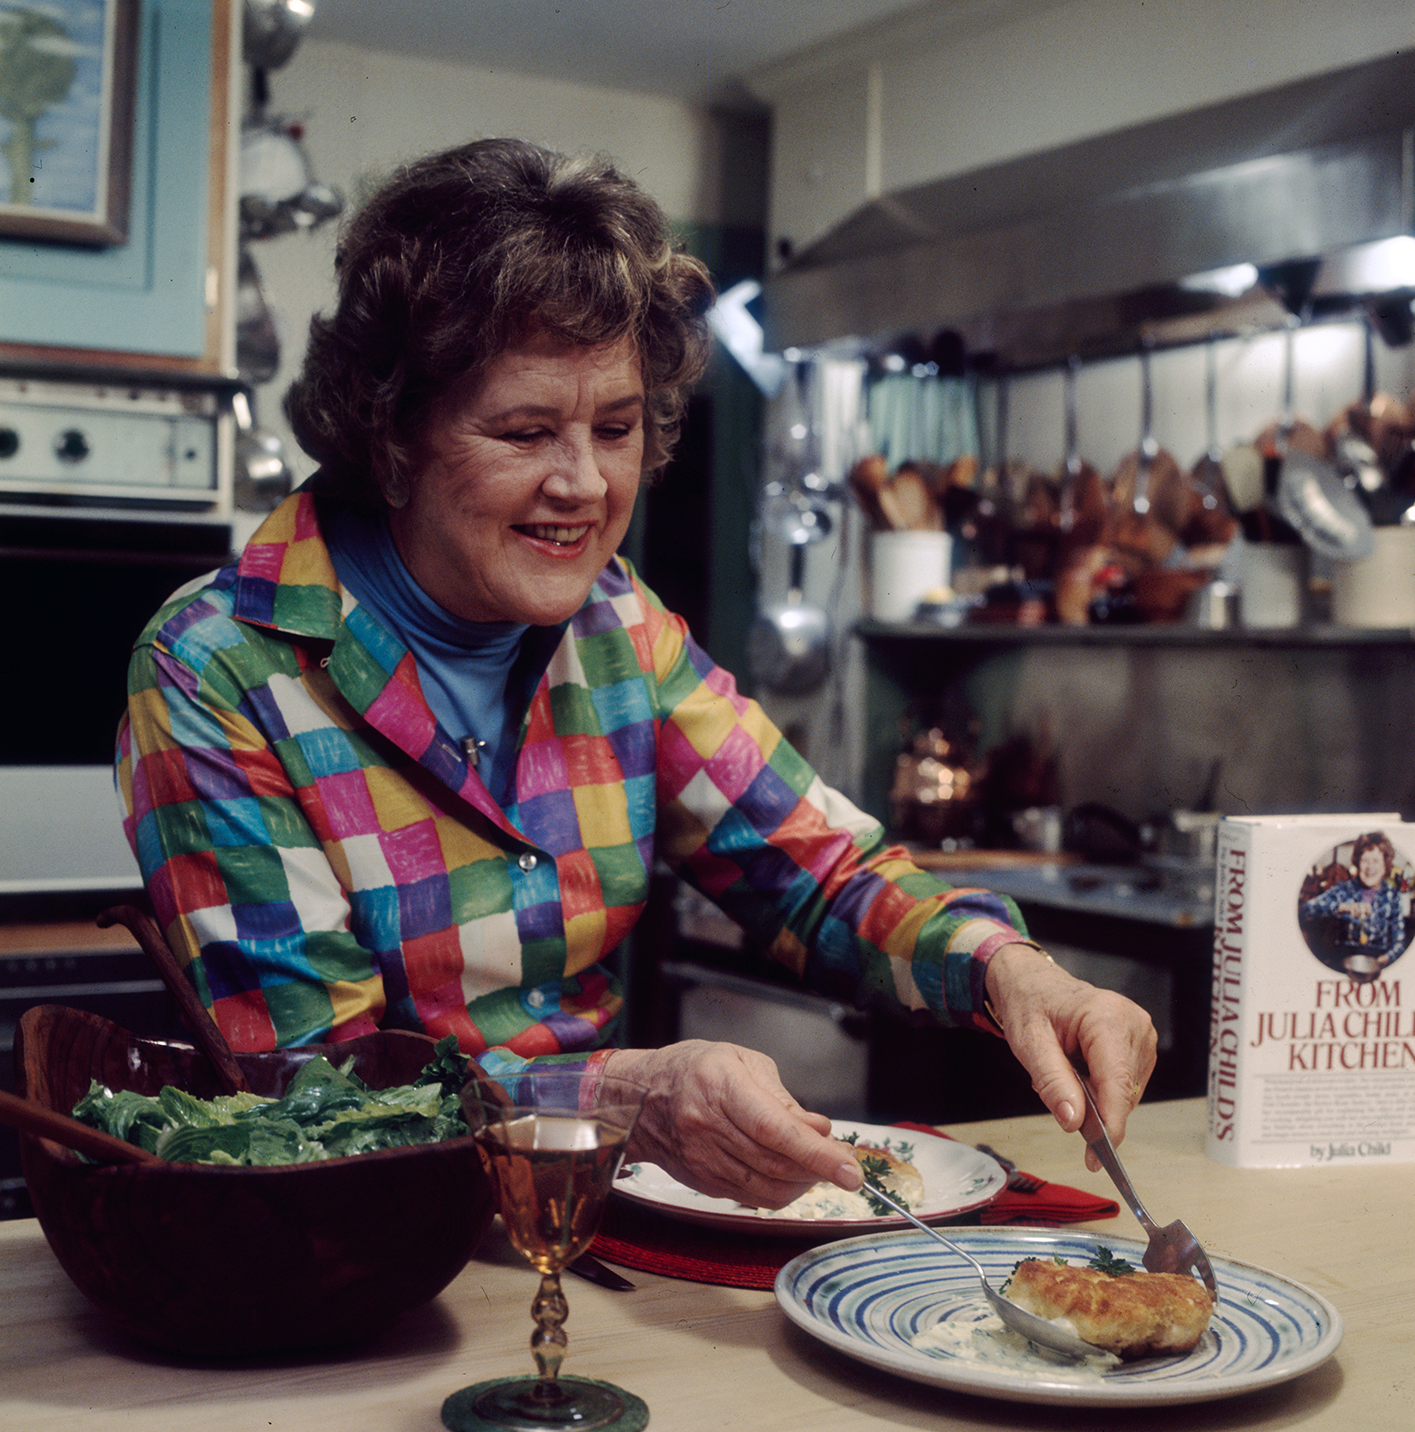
[1205,822,1249,1162]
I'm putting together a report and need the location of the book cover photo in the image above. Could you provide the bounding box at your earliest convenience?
[1206,814,1415,1168]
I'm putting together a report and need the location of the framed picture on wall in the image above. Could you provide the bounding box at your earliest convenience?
[0,0,138,245]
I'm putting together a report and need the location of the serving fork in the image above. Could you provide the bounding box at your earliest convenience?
[974,1143,1045,1192]
[1077,1077,1218,1299]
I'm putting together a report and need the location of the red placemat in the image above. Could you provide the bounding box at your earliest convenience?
[591,1123,1118,1290]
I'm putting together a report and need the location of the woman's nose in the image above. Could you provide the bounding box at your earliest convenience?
[543,434,608,502]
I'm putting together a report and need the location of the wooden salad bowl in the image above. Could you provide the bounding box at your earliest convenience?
[15,1004,495,1356]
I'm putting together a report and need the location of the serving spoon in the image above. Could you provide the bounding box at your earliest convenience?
[862,1182,1105,1360]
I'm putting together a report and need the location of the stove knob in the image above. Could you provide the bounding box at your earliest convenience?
[55,427,90,463]
[0,426,18,459]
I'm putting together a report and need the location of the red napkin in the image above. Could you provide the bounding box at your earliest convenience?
[889,1123,1119,1228]
[590,1123,1118,1290]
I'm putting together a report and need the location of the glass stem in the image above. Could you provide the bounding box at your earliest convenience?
[530,1269,568,1386]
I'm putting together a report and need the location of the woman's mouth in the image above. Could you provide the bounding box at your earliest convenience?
[516,523,590,547]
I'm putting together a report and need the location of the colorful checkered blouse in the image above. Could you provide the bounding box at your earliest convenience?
[116,488,1030,1078]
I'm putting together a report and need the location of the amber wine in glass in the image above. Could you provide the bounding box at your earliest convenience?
[443,1072,647,1432]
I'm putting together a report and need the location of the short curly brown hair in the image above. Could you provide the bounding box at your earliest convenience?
[1351,831,1396,878]
[284,138,715,507]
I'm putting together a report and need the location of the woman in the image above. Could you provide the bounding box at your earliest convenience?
[118,139,1155,1207]
[1301,831,1407,971]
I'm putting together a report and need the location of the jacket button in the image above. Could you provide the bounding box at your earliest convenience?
[518,852,538,872]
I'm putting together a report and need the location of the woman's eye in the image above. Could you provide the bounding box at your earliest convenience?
[597,424,635,442]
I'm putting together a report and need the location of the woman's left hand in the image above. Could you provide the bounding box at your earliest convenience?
[984,942,1158,1171]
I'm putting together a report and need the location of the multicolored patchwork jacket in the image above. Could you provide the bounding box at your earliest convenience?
[116,487,1030,1078]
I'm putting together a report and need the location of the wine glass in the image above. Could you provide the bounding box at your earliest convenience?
[442,1070,647,1432]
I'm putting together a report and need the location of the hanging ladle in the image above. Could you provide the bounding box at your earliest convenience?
[1270,321,1373,560]
[1132,338,1161,518]
[1057,355,1104,547]
[1059,355,1083,534]
[746,528,831,695]
[1109,338,1181,567]
[1184,334,1238,546]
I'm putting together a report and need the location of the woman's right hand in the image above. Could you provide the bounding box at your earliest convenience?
[603,1041,863,1209]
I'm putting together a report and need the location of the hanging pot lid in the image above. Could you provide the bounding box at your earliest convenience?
[240,117,343,240]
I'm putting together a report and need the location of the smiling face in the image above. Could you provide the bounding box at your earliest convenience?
[1357,846,1388,888]
[387,331,645,625]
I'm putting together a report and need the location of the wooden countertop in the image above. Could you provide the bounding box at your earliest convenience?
[1,1097,1408,1430]
[0,921,140,956]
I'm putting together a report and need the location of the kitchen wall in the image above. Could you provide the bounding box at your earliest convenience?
[241,38,744,541]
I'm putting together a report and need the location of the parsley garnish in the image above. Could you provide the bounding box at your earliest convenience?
[857,1153,898,1217]
[1088,1246,1137,1276]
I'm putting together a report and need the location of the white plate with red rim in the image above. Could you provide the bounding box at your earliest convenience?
[611,1121,1006,1235]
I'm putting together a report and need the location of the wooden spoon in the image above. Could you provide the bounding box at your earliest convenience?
[885,462,944,529]
[99,906,250,1095]
[848,453,891,529]
[0,1087,159,1166]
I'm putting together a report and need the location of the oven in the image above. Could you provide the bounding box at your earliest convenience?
[0,366,236,1216]
[0,364,236,784]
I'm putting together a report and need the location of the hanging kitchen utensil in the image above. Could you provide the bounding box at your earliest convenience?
[1221,440,1266,519]
[1276,446,1375,558]
[1329,318,1409,524]
[761,482,834,546]
[1183,335,1238,549]
[1269,322,1373,560]
[243,0,317,72]
[1057,354,1105,548]
[240,115,344,240]
[231,390,293,513]
[745,536,830,695]
[966,372,1016,566]
[235,246,280,385]
[1053,356,1109,623]
[1108,338,1182,571]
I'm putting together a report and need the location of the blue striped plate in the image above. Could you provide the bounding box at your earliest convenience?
[775,1227,1341,1407]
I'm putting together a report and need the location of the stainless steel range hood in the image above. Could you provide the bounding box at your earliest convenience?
[763,50,1415,368]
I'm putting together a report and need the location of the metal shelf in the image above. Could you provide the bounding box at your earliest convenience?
[855,619,1415,647]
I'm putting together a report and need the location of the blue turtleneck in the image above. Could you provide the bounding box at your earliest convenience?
[325,505,527,802]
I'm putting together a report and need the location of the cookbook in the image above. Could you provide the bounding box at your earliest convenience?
[1205,813,1415,1167]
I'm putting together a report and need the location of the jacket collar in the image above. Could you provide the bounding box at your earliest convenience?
[230,485,540,838]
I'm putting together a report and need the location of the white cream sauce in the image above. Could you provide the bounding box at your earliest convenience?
[758,1184,880,1220]
[909,1309,1120,1380]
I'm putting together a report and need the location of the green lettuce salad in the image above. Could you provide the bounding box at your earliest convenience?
[70,1036,471,1166]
